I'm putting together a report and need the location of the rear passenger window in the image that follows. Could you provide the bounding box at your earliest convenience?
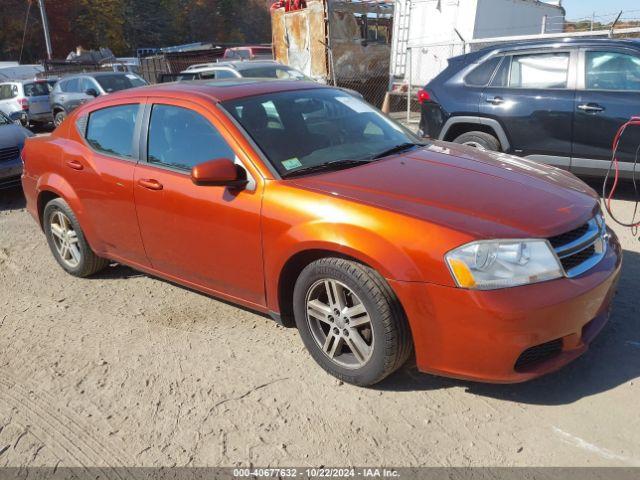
[586,51,640,91]
[86,104,139,158]
[0,84,18,99]
[465,56,502,86]
[509,52,570,89]
[0,85,13,100]
[147,105,235,171]
[23,82,51,97]
[62,79,80,93]
[216,70,237,79]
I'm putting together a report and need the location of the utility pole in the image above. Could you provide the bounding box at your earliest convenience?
[36,0,53,60]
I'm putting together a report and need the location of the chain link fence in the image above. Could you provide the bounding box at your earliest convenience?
[139,48,228,84]
[272,0,394,109]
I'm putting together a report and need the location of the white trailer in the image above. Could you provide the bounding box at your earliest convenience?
[390,0,566,88]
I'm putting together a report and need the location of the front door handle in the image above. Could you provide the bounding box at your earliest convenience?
[65,159,83,170]
[578,103,604,113]
[138,178,163,191]
[486,96,505,105]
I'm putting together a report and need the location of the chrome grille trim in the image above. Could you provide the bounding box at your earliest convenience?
[551,215,607,278]
[0,146,20,164]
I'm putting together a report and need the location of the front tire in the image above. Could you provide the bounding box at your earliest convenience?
[43,198,109,277]
[453,131,501,151]
[293,258,412,386]
[53,110,66,128]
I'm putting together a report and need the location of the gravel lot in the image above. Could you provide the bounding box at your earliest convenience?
[0,176,639,468]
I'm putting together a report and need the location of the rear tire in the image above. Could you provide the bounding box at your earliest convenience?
[453,131,501,151]
[43,198,109,277]
[293,257,412,386]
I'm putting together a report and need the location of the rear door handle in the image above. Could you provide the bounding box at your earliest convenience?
[65,159,83,170]
[138,178,163,191]
[486,96,505,105]
[578,103,604,113]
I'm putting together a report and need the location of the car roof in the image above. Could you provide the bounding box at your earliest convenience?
[0,78,49,85]
[477,37,640,56]
[60,71,137,80]
[85,78,326,105]
[188,60,281,73]
[228,46,272,50]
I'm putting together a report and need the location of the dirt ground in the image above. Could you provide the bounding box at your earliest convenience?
[0,179,639,469]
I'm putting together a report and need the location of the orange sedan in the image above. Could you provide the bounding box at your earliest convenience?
[21,80,621,386]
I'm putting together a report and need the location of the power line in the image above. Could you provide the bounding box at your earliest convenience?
[19,0,33,64]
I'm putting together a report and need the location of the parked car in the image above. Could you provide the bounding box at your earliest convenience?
[418,38,640,178]
[50,72,147,127]
[22,80,620,386]
[182,60,309,81]
[157,72,200,83]
[0,64,43,82]
[223,46,273,61]
[0,110,33,189]
[0,79,54,127]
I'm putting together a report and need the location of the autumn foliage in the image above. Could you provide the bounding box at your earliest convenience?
[0,0,273,63]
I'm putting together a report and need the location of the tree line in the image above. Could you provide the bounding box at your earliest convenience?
[1,0,273,63]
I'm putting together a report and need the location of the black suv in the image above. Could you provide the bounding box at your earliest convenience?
[419,38,640,178]
[50,72,146,127]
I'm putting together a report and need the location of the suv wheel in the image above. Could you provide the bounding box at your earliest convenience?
[293,258,412,386]
[53,110,66,128]
[43,198,109,277]
[454,131,501,151]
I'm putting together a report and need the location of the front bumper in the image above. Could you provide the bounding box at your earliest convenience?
[0,157,22,189]
[390,231,622,383]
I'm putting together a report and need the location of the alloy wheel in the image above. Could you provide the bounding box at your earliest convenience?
[54,112,66,127]
[462,141,486,150]
[305,279,375,369]
[50,210,81,268]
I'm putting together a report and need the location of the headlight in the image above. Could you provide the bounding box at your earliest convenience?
[445,240,563,290]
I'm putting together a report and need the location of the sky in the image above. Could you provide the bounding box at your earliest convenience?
[560,0,640,21]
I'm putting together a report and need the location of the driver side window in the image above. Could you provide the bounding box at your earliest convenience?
[147,104,236,171]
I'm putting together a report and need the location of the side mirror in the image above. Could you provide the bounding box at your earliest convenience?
[191,158,248,189]
[85,88,98,97]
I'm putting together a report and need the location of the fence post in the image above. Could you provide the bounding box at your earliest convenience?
[406,46,412,124]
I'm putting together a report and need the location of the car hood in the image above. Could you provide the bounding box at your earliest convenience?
[290,142,599,239]
[0,123,33,150]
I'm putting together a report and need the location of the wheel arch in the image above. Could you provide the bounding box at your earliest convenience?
[439,116,511,151]
[37,189,60,227]
[35,174,103,253]
[276,249,384,327]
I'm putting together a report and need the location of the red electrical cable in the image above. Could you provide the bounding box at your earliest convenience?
[602,116,640,229]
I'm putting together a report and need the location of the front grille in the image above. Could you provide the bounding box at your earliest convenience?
[560,245,596,272]
[0,147,20,164]
[515,339,563,372]
[548,223,590,249]
[549,215,605,278]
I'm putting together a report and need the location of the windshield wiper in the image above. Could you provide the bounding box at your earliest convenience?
[283,159,372,178]
[370,142,424,160]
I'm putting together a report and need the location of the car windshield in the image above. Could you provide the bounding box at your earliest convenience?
[95,74,146,93]
[240,66,309,81]
[23,81,52,97]
[0,111,11,125]
[222,88,423,177]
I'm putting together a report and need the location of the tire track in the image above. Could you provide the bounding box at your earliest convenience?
[0,374,141,479]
